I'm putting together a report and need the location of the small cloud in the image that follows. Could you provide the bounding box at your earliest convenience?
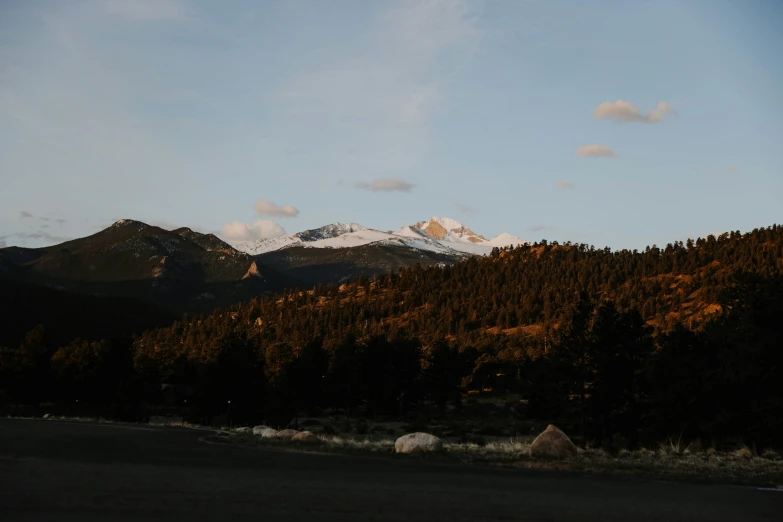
[20,230,71,243]
[18,211,67,224]
[221,220,286,242]
[577,145,618,158]
[254,199,300,218]
[454,203,475,216]
[355,179,415,192]
[527,225,548,232]
[557,181,574,189]
[100,0,184,21]
[0,239,6,248]
[729,165,738,173]
[593,100,676,123]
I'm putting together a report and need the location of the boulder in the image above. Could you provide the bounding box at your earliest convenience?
[277,429,299,440]
[529,425,578,459]
[252,425,271,436]
[259,428,279,439]
[292,431,320,443]
[395,432,443,454]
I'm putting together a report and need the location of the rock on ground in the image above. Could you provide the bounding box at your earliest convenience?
[292,431,320,443]
[277,429,299,440]
[395,432,443,454]
[252,425,271,436]
[529,425,578,459]
[259,428,279,438]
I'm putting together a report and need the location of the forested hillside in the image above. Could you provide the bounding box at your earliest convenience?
[2,225,782,449]
[152,225,783,346]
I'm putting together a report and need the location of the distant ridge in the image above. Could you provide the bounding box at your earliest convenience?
[232,216,526,257]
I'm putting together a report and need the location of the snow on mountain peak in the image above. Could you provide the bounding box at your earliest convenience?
[413,216,485,243]
[230,217,526,257]
[487,232,527,247]
[427,216,467,231]
[296,222,366,242]
[331,222,366,233]
[112,219,142,227]
[111,219,149,231]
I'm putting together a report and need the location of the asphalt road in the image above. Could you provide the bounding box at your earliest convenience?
[0,419,780,521]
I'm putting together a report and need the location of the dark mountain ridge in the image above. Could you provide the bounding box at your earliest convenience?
[0,219,298,315]
[256,242,462,286]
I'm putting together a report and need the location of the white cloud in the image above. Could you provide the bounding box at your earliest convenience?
[577,145,618,158]
[0,239,6,248]
[592,100,677,123]
[28,231,71,242]
[100,0,185,21]
[528,225,548,232]
[20,210,33,218]
[557,181,574,189]
[10,230,72,243]
[221,220,285,242]
[280,0,480,172]
[355,179,415,192]
[254,199,300,217]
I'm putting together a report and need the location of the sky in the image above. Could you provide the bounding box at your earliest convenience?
[1,0,781,250]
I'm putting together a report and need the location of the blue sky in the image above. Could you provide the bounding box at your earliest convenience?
[1,0,781,250]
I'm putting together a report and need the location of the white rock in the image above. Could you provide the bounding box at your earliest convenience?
[252,425,271,436]
[277,429,299,440]
[394,432,443,454]
[259,428,279,438]
[292,431,320,443]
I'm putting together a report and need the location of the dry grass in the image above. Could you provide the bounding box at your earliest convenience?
[228,431,396,454]
[225,430,783,486]
[444,437,534,463]
[12,414,217,431]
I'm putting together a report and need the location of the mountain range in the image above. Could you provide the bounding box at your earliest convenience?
[234,216,525,257]
[0,216,523,315]
[239,217,525,286]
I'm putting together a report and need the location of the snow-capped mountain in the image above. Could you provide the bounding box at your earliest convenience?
[411,216,486,243]
[232,217,526,257]
[234,222,370,255]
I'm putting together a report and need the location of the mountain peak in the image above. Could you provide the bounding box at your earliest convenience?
[428,216,467,230]
[413,216,485,243]
[172,227,237,253]
[111,219,148,229]
[486,232,527,248]
[296,222,365,242]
